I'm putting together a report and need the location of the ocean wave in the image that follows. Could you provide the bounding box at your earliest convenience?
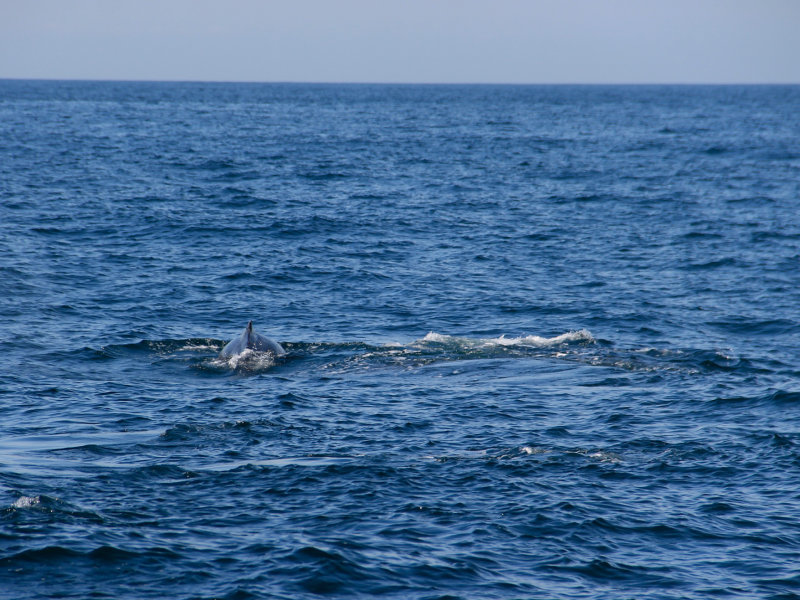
[1,543,181,566]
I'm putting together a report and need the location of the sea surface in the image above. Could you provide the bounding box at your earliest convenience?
[1,80,799,599]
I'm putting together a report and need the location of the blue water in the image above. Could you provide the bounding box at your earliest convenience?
[1,80,800,599]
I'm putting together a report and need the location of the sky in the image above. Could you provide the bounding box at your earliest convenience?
[1,0,799,84]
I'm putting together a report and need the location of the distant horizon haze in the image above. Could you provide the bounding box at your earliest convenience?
[1,0,798,85]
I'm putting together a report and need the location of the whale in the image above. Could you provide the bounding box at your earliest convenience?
[219,321,285,359]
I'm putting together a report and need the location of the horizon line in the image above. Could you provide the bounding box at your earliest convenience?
[2,77,799,87]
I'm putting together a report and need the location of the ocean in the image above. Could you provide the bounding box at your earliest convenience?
[1,80,799,599]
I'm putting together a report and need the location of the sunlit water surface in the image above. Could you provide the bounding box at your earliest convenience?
[1,81,800,599]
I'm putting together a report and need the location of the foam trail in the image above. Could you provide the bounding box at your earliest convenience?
[419,329,594,348]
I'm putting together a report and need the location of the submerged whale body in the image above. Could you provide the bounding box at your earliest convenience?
[219,321,285,359]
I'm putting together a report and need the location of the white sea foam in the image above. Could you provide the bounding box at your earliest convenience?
[12,495,40,508]
[585,450,622,463]
[181,343,218,352]
[220,347,279,372]
[521,445,548,455]
[420,329,594,348]
[420,332,450,343]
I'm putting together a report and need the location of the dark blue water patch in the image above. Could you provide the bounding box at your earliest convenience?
[751,229,800,242]
[708,318,799,337]
[712,390,800,408]
[685,257,739,270]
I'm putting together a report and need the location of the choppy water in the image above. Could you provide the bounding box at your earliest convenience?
[1,80,800,599]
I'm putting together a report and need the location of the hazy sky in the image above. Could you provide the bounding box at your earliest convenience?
[2,0,799,84]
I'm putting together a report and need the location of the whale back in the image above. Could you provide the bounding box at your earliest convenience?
[220,321,285,359]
